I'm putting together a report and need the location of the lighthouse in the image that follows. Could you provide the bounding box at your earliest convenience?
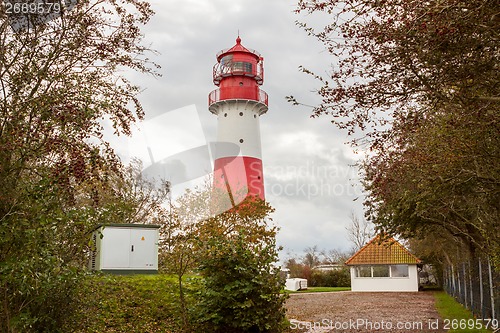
[209,36,268,206]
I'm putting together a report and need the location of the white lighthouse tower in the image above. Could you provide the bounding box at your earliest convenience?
[209,36,268,205]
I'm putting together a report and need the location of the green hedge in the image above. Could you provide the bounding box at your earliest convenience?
[308,269,351,287]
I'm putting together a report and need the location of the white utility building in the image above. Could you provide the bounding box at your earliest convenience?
[89,224,160,274]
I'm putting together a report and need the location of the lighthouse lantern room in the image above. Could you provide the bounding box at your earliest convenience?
[209,37,268,204]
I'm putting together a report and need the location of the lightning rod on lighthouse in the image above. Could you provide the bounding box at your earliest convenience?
[209,36,268,206]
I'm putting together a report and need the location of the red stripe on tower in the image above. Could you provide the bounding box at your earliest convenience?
[209,36,268,205]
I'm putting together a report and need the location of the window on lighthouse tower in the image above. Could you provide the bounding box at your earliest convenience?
[233,62,252,73]
[221,55,233,68]
[220,55,253,74]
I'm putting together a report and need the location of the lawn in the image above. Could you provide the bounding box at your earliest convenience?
[67,275,495,333]
[66,274,198,333]
[434,291,493,333]
[65,274,350,332]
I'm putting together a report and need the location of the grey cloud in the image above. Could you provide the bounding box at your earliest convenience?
[118,0,365,256]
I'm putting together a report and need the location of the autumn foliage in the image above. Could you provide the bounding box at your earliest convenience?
[0,0,158,331]
[293,0,499,266]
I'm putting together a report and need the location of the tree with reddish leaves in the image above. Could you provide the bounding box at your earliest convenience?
[0,1,158,331]
[363,104,499,263]
[291,0,498,138]
[292,0,499,266]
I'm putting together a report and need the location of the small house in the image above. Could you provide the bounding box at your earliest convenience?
[89,224,160,274]
[345,235,421,292]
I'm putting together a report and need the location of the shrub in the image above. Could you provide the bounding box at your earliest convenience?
[194,201,288,333]
[309,268,351,287]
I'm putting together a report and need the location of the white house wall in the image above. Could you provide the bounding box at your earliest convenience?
[350,265,419,292]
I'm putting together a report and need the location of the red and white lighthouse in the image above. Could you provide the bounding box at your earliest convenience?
[209,36,268,205]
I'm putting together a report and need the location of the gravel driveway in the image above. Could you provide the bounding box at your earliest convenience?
[285,291,446,333]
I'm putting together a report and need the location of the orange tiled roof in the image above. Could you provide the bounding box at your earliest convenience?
[345,235,421,265]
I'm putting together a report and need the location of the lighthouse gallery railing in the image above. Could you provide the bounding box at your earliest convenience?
[208,88,268,107]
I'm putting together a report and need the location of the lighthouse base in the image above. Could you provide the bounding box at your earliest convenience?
[213,156,264,206]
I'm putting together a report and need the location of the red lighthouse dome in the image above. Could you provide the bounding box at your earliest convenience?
[209,37,268,206]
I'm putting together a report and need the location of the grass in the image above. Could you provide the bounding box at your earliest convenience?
[287,286,351,294]
[69,276,493,333]
[65,273,199,333]
[434,291,493,333]
[67,274,349,332]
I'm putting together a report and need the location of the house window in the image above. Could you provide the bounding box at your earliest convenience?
[354,265,409,278]
[356,266,371,278]
[372,265,390,277]
[390,265,409,277]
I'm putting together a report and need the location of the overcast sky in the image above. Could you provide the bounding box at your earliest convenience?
[109,0,367,261]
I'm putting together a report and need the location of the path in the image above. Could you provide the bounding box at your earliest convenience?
[285,291,446,332]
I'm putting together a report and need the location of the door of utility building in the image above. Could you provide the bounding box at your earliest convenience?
[100,226,158,271]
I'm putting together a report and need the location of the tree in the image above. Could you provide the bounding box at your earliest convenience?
[283,256,304,278]
[321,248,353,265]
[292,0,499,266]
[158,183,288,332]
[302,245,322,268]
[107,158,170,224]
[363,104,499,263]
[159,206,194,331]
[159,185,211,332]
[346,211,374,251]
[284,247,352,287]
[194,197,288,333]
[291,0,498,139]
[0,0,157,331]
[407,233,462,287]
